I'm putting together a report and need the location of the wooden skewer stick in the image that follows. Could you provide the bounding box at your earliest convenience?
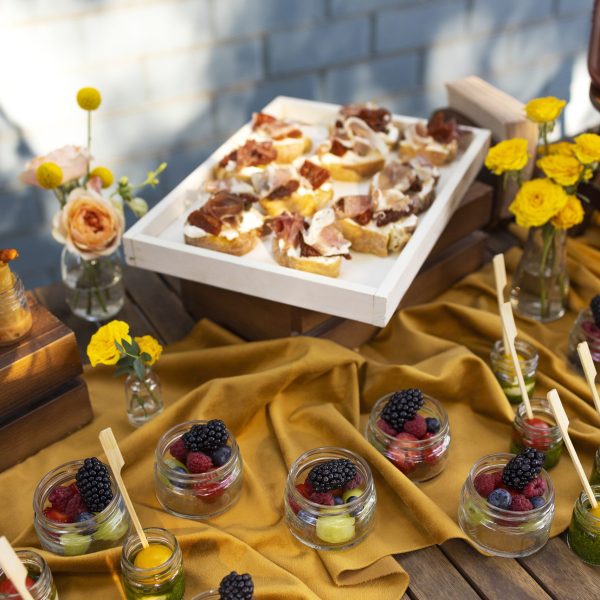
[99,427,148,548]
[547,389,598,509]
[577,341,600,415]
[493,254,510,352]
[0,537,35,600]
[500,302,533,419]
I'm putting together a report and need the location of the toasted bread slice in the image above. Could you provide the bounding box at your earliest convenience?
[271,238,341,278]
[398,138,458,166]
[184,230,259,256]
[319,154,385,182]
[273,136,312,163]
[259,187,334,217]
[213,164,268,183]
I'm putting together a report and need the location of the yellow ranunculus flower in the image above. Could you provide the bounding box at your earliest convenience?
[90,166,114,188]
[551,195,584,230]
[525,96,566,124]
[508,178,569,228]
[135,335,163,365]
[87,320,131,367]
[77,87,102,111]
[574,133,600,165]
[35,162,63,189]
[543,141,576,157]
[536,154,582,187]
[484,138,529,175]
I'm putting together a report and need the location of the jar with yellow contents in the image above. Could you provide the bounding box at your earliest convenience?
[490,339,538,404]
[0,249,32,346]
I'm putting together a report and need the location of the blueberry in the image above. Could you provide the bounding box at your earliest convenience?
[297,510,316,526]
[531,496,545,509]
[210,446,232,467]
[426,417,440,434]
[75,512,96,535]
[487,488,512,509]
[345,496,359,503]
[168,467,189,487]
[334,496,344,505]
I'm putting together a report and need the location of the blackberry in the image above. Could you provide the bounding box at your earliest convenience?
[591,295,600,327]
[183,420,229,452]
[75,458,113,513]
[502,448,545,491]
[218,571,254,600]
[381,389,424,431]
[307,459,356,493]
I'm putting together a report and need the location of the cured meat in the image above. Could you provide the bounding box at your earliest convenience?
[330,138,349,156]
[186,191,255,235]
[303,208,351,257]
[377,161,414,192]
[269,212,305,247]
[236,140,277,167]
[251,112,302,140]
[267,180,300,199]
[299,160,330,189]
[374,209,408,227]
[335,195,372,218]
[340,104,391,132]
[426,112,459,144]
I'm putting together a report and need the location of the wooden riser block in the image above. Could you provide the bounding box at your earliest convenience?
[0,377,93,472]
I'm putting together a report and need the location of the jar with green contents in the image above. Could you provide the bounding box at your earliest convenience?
[121,527,185,600]
[509,398,563,469]
[591,449,600,486]
[490,339,538,404]
[567,485,600,565]
[0,550,57,600]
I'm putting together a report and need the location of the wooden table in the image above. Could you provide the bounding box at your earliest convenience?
[33,267,600,600]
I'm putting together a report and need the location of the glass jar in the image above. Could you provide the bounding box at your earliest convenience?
[509,397,563,469]
[490,339,538,404]
[567,485,600,565]
[125,367,164,427]
[284,447,376,551]
[155,421,243,520]
[366,393,450,482]
[0,272,32,346]
[33,459,132,556]
[568,307,600,371]
[458,453,555,557]
[121,527,185,600]
[190,591,219,600]
[591,449,600,486]
[0,550,57,600]
[61,246,124,322]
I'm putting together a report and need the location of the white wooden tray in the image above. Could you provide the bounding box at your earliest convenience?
[123,96,490,327]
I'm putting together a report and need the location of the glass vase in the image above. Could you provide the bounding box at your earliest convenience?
[510,224,568,322]
[60,246,125,322]
[125,367,163,427]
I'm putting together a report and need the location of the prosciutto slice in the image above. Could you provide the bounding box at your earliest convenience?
[269,212,305,248]
[303,208,351,257]
[340,103,391,133]
[427,112,459,144]
[187,191,254,235]
[219,140,277,168]
[252,112,302,140]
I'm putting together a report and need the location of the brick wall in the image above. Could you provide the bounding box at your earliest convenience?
[0,0,595,285]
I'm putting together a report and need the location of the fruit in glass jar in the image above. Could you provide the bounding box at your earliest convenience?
[134,543,173,569]
[316,515,356,544]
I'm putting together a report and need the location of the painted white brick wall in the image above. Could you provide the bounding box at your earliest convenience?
[0,0,596,285]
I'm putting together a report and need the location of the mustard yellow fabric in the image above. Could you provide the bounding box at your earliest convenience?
[1,226,599,600]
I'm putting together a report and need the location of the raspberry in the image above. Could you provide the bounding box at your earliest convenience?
[49,485,75,512]
[377,418,397,437]
[343,472,364,491]
[43,508,69,523]
[510,494,533,511]
[395,432,419,443]
[492,471,503,488]
[403,414,427,438]
[192,481,225,502]
[309,492,335,506]
[389,433,419,474]
[186,452,214,474]
[64,492,89,521]
[522,477,546,499]
[296,483,311,498]
[169,438,189,463]
[474,473,496,498]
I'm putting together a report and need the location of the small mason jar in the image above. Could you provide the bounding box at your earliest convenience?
[190,591,219,600]
[568,307,600,371]
[509,398,563,470]
[33,460,132,556]
[125,367,164,427]
[155,421,243,520]
[366,393,450,482]
[458,453,555,557]
[0,550,57,600]
[567,485,600,566]
[591,449,600,486]
[0,272,32,347]
[121,527,185,600]
[284,447,376,551]
[490,339,539,404]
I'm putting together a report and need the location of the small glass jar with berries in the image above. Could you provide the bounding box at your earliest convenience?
[509,397,563,470]
[155,419,243,520]
[284,447,376,551]
[0,550,58,600]
[490,339,538,405]
[458,450,555,557]
[366,389,450,482]
[567,485,600,565]
[191,571,254,600]
[33,457,132,556]
[568,295,600,371]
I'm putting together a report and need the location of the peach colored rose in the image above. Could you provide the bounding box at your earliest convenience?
[20,145,90,188]
[52,188,124,259]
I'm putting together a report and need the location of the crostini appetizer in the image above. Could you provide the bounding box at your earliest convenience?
[338,102,401,149]
[250,112,311,163]
[214,139,277,182]
[399,112,459,166]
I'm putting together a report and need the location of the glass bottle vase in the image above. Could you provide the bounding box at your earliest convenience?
[60,246,125,322]
[125,367,164,427]
[510,224,568,322]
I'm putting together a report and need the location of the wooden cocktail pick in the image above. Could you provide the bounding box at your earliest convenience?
[0,537,34,600]
[493,254,510,352]
[577,341,600,415]
[500,302,533,419]
[99,427,149,548]
[547,389,598,509]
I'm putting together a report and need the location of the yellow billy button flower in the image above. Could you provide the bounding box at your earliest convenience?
[135,335,163,365]
[536,154,583,187]
[525,96,566,124]
[573,133,600,165]
[77,87,102,111]
[35,162,63,189]
[90,166,114,188]
[551,195,584,230]
[509,178,569,228]
[87,320,131,367]
[484,138,529,175]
